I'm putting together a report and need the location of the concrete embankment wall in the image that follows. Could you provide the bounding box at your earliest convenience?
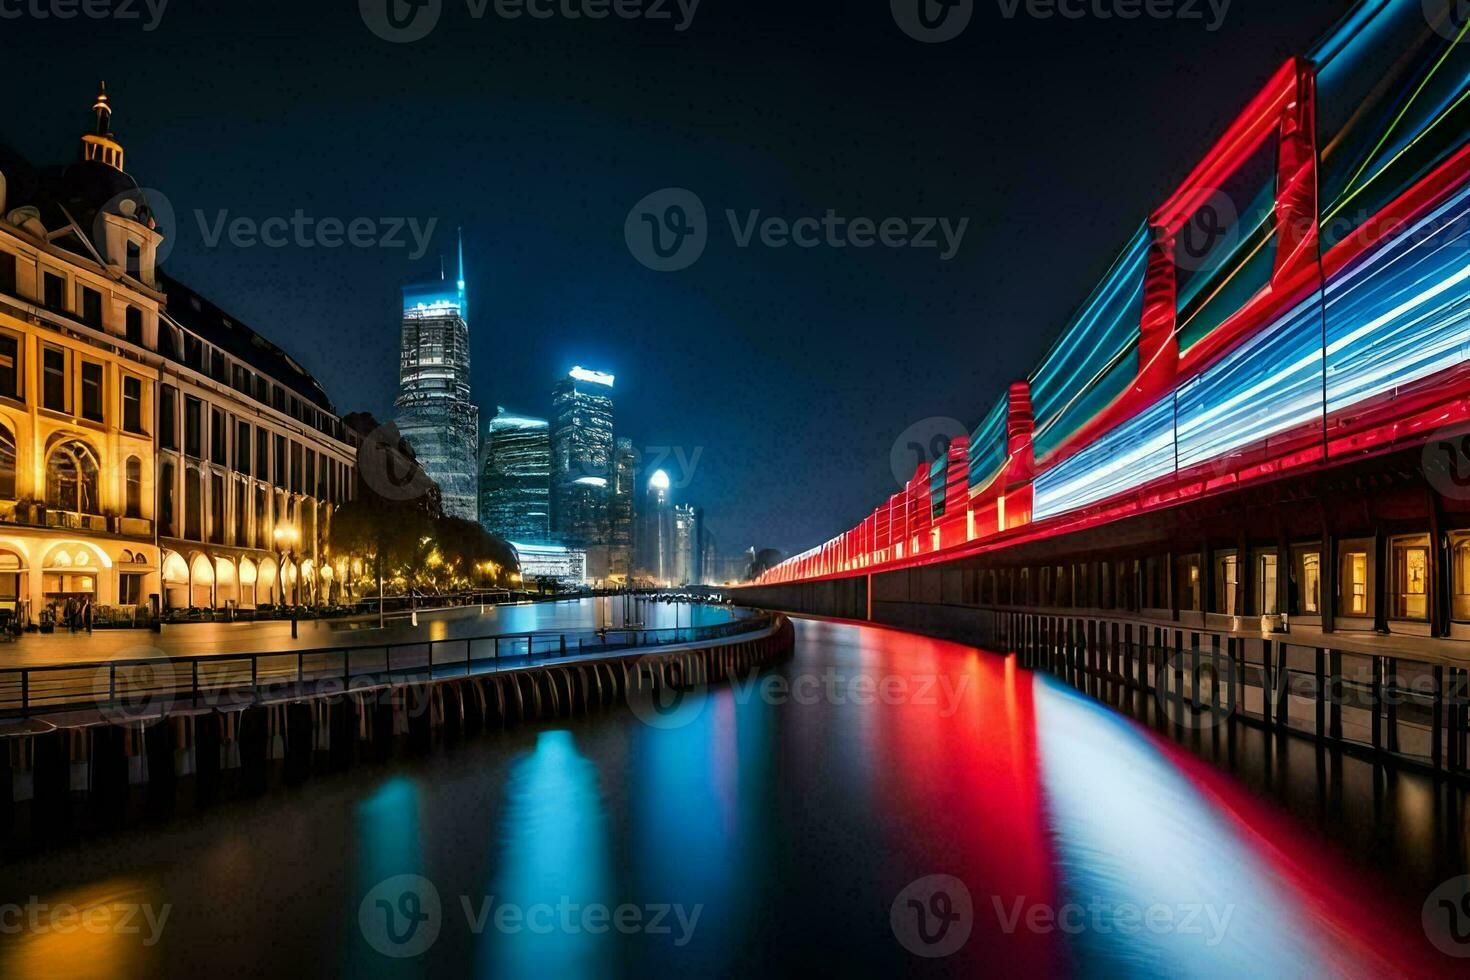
[0,619,795,851]
[732,568,993,641]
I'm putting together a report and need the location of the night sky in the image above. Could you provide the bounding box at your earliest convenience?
[1,0,1354,557]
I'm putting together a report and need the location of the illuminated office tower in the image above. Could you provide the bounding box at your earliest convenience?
[394,232,480,521]
[550,366,614,547]
[673,503,697,586]
[609,437,637,581]
[480,408,551,543]
[637,469,674,585]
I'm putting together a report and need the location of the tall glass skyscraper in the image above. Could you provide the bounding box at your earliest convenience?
[394,232,480,521]
[609,437,637,580]
[637,469,673,585]
[551,366,614,547]
[480,408,551,543]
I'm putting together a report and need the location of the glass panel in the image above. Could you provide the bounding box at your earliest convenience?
[1341,549,1370,617]
[1292,547,1321,615]
[1256,553,1279,616]
[1454,538,1470,623]
[1391,536,1430,621]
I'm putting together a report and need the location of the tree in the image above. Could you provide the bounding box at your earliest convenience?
[432,516,520,588]
[330,417,442,624]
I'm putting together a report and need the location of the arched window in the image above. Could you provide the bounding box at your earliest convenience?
[125,456,143,518]
[160,460,176,533]
[45,440,101,514]
[0,426,15,499]
[184,468,202,540]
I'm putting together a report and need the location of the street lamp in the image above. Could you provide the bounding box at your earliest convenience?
[273,526,299,637]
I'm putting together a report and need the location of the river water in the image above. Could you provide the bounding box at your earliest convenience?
[0,615,1465,977]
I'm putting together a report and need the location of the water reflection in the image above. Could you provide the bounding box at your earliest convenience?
[485,731,614,978]
[1,617,1464,977]
[0,878,164,980]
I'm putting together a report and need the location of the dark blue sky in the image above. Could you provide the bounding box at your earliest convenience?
[2,0,1353,556]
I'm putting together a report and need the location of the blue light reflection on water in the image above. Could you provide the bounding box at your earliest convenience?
[482,730,615,979]
[349,777,427,979]
[1032,677,1335,978]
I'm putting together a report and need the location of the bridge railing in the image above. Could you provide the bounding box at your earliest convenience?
[0,613,773,719]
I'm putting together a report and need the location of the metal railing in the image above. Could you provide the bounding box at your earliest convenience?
[0,612,773,719]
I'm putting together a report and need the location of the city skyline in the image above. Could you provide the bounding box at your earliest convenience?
[0,0,1353,560]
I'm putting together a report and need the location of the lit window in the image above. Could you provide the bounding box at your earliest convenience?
[1454,535,1470,623]
[1391,535,1430,621]
[1255,552,1278,615]
[1215,553,1238,614]
[1340,545,1370,617]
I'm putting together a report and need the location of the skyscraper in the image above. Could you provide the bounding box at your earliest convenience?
[479,408,551,544]
[637,469,673,585]
[673,503,697,586]
[551,366,614,547]
[609,437,637,581]
[394,231,480,521]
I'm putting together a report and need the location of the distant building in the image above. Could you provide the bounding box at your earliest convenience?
[609,437,637,581]
[511,541,586,586]
[673,503,696,585]
[479,408,550,544]
[636,469,673,585]
[551,366,614,547]
[697,512,715,585]
[394,233,479,522]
